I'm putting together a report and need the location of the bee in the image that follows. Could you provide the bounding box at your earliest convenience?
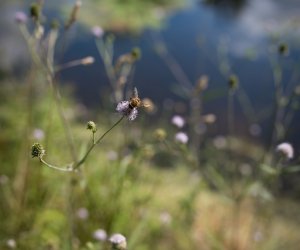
[116,87,151,121]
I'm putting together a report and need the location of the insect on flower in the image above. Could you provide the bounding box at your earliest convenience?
[116,88,149,121]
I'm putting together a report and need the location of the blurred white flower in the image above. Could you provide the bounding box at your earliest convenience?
[91,26,104,38]
[175,132,188,144]
[76,207,89,220]
[159,212,172,225]
[276,142,294,159]
[14,11,27,23]
[253,230,263,242]
[213,136,227,149]
[202,114,216,124]
[32,128,44,140]
[0,175,9,185]
[109,233,127,250]
[171,115,185,128]
[93,229,107,241]
[6,239,16,249]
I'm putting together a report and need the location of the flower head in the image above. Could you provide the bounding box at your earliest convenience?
[116,88,145,121]
[175,132,188,144]
[171,115,185,128]
[93,229,107,241]
[276,142,294,159]
[14,11,27,23]
[76,207,89,220]
[109,233,127,250]
[91,26,104,38]
[87,121,97,133]
[31,143,45,158]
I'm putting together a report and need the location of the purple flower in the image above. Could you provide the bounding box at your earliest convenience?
[171,115,185,128]
[14,11,27,24]
[175,132,188,144]
[116,101,138,121]
[276,142,294,159]
[93,229,107,241]
[91,26,104,38]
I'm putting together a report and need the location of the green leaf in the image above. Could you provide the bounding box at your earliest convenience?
[260,164,278,175]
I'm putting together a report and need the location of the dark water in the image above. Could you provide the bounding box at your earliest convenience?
[2,0,300,144]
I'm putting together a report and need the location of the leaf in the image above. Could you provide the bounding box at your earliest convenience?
[283,165,300,173]
[260,164,278,175]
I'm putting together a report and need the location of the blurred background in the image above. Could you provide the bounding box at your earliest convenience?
[1,0,300,249]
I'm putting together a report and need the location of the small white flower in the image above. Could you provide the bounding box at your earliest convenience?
[175,132,188,144]
[276,142,294,159]
[91,26,104,38]
[6,239,16,249]
[93,229,107,241]
[213,136,227,149]
[159,212,172,225]
[109,233,127,250]
[14,11,27,23]
[171,115,185,128]
[107,150,118,161]
[76,207,89,220]
[116,101,138,121]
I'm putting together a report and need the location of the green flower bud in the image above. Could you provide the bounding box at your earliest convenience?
[31,143,45,158]
[87,121,97,133]
[154,128,167,141]
[131,47,141,60]
[228,74,239,90]
[278,43,289,56]
[30,3,40,20]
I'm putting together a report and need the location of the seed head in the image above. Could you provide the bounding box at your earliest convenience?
[31,143,45,158]
[87,121,97,133]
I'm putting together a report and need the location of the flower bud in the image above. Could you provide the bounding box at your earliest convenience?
[278,43,289,56]
[154,128,167,141]
[131,47,141,60]
[31,143,45,158]
[228,74,239,90]
[30,3,40,20]
[87,121,97,133]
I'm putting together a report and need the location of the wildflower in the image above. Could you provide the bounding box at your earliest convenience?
[87,121,97,133]
[175,132,188,144]
[91,26,104,38]
[159,212,172,225]
[276,142,294,159]
[93,229,107,241]
[76,207,89,220]
[116,88,146,121]
[14,11,27,23]
[31,143,45,158]
[171,115,185,128]
[109,234,127,250]
[6,239,16,249]
[32,128,44,140]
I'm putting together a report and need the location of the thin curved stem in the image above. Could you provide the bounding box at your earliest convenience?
[40,158,73,172]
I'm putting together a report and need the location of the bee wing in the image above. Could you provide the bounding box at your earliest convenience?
[133,87,138,98]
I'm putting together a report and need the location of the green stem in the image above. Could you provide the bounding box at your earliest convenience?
[40,158,73,172]
[74,116,125,169]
